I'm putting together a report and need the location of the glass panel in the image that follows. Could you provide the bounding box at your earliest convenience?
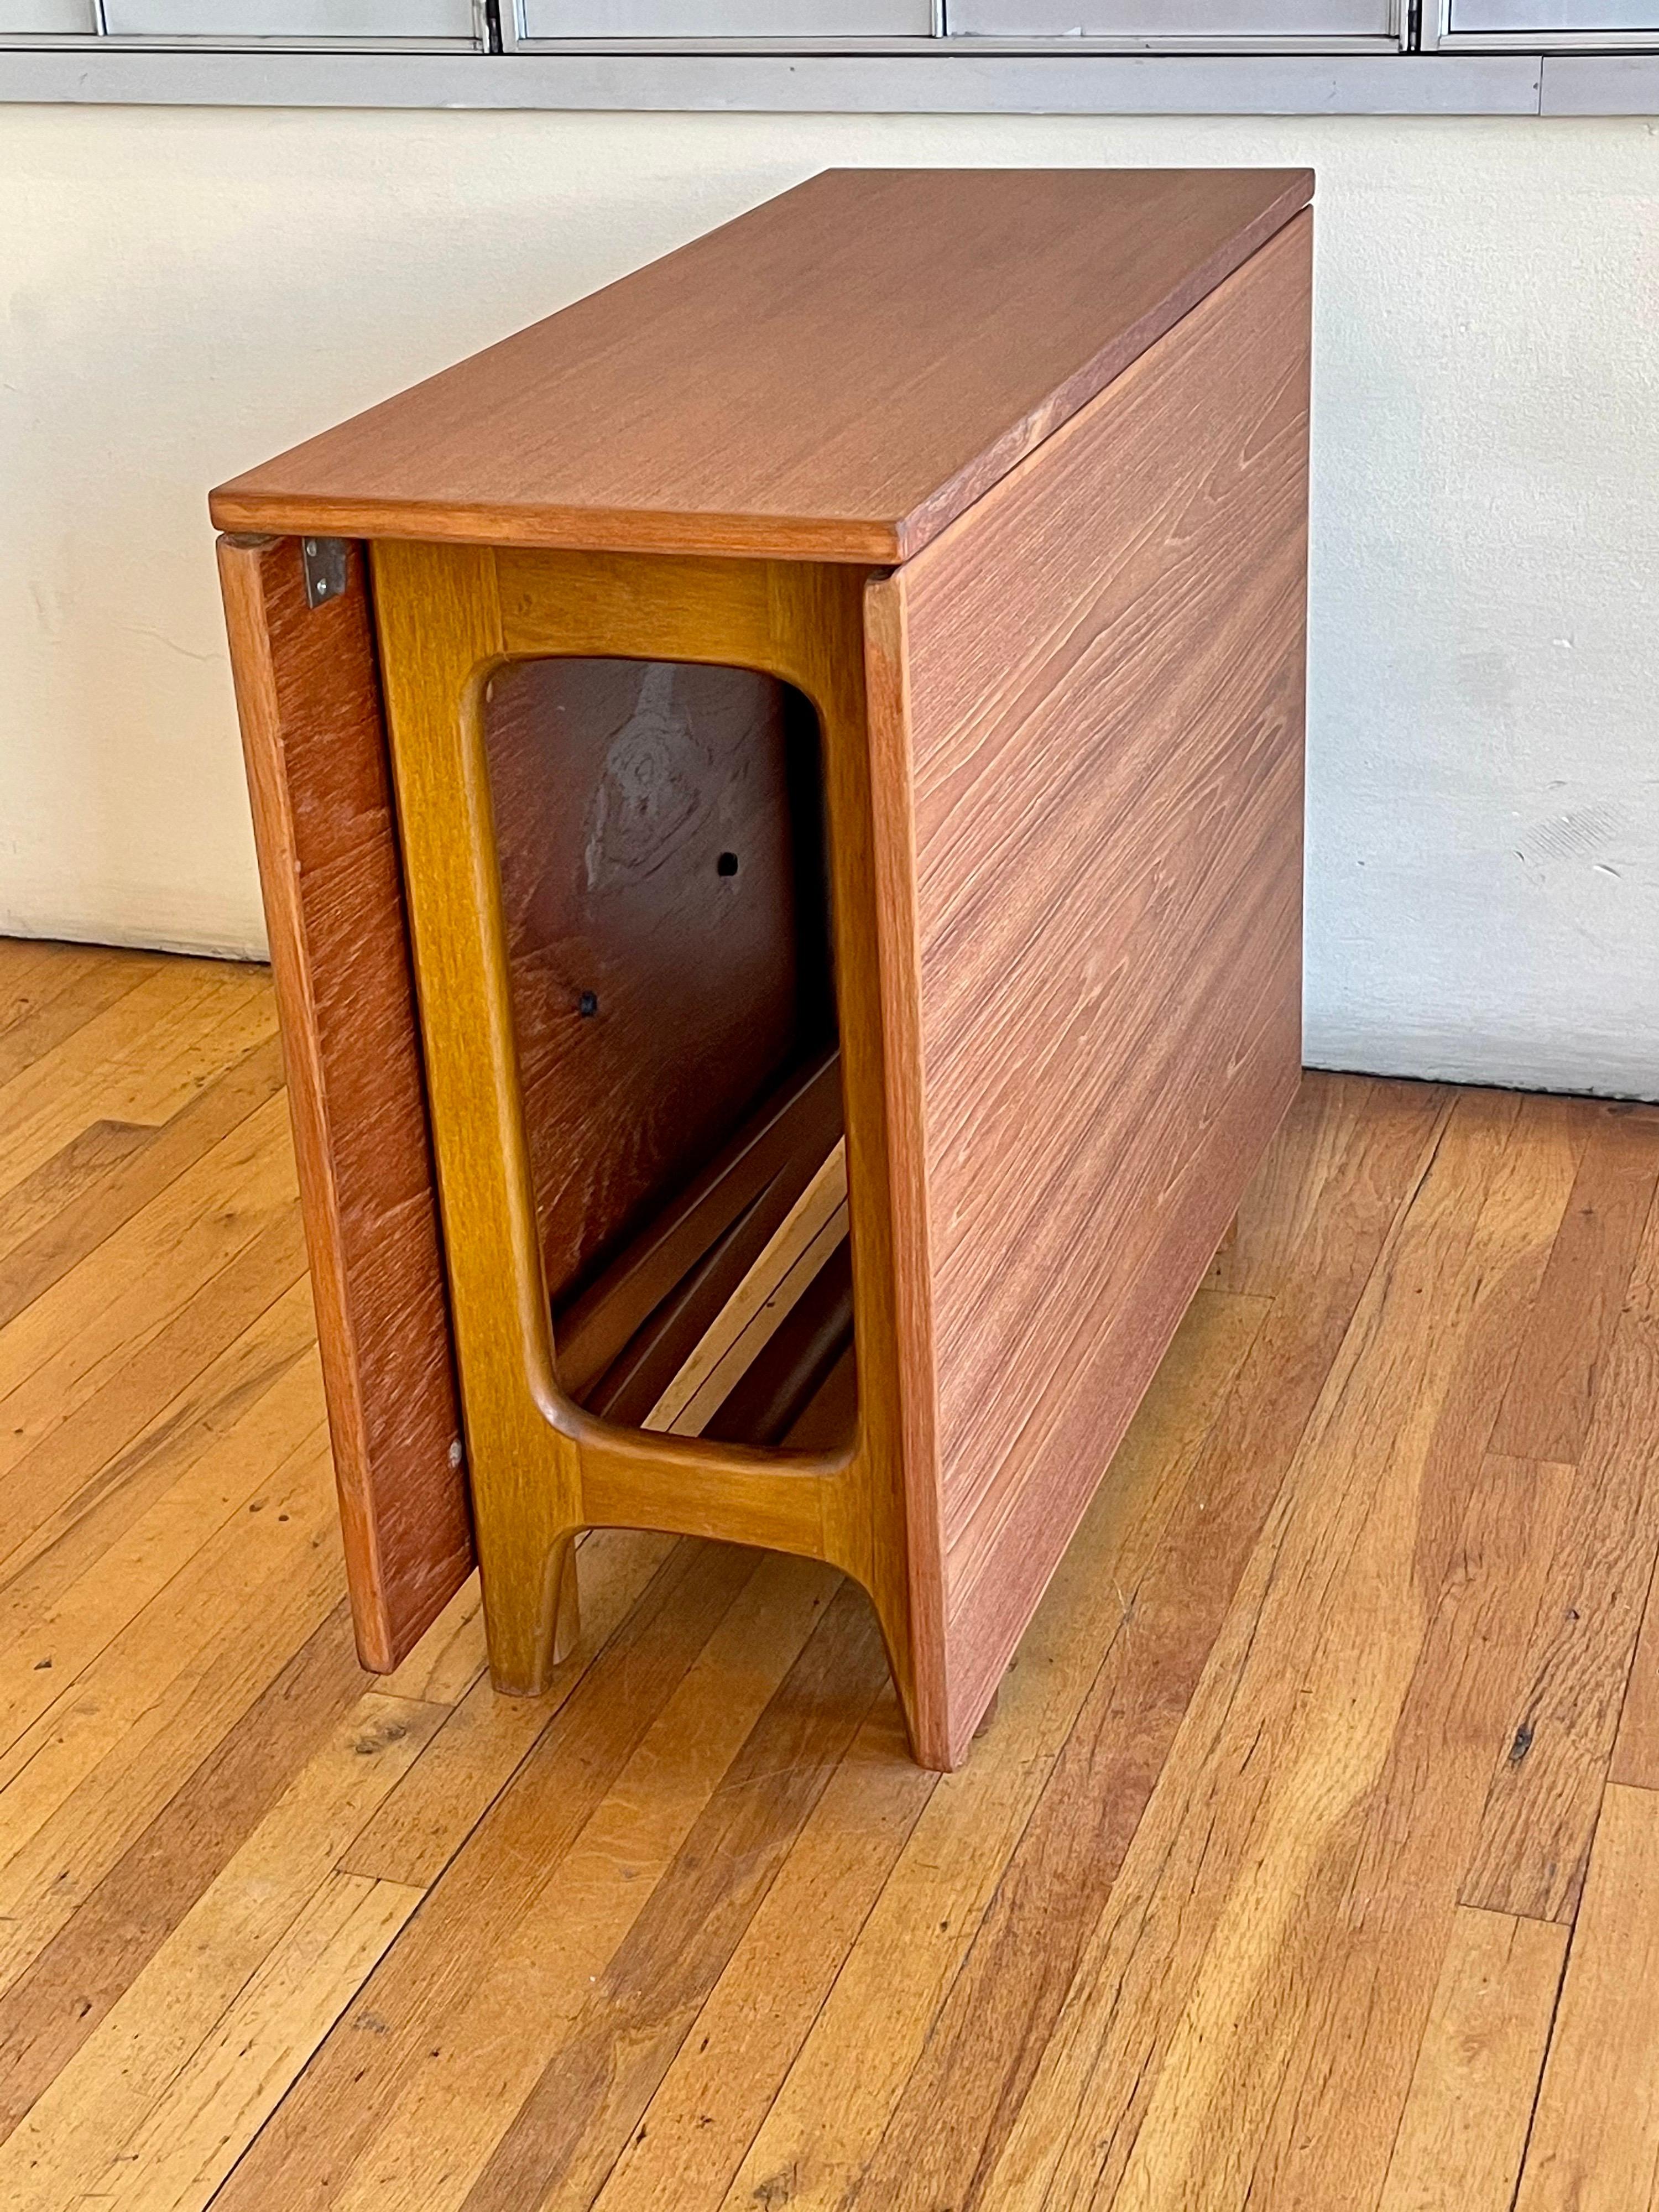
[0,0,97,28]
[950,0,1391,31]
[103,0,477,38]
[521,2,932,35]
[1451,0,1657,24]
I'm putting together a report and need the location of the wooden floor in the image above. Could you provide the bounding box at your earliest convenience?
[1,936,1657,2212]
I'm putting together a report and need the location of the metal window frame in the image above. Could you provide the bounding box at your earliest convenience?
[500,0,1408,49]
[505,0,943,39]
[1423,0,1659,45]
[0,0,489,46]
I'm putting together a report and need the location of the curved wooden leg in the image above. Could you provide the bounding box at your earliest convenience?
[551,1537,582,1665]
[480,1524,581,1696]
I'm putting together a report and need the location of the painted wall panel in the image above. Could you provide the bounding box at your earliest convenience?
[1,109,1655,1100]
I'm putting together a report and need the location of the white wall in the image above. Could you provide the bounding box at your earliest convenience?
[1,105,1656,1093]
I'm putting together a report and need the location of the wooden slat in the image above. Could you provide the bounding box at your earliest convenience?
[562,1050,842,1410]
[645,1140,847,1435]
[210,169,1312,565]
[862,211,1311,1761]
[217,533,471,1674]
[1378,1906,1567,2212]
[1515,1782,1659,2211]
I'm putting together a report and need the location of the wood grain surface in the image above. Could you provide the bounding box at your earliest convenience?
[4,942,1657,2210]
[216,534,472,1672]
[864,211,1311,1759]
[209,168,1312,565]
[484,656,827,1307]
[1376,1906,1568,2212]
[371,541,919,1743]
[1515,1782,1659,2211]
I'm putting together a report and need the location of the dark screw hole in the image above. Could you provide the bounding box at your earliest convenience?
[716,851,739,878]
[578,990,599,1018]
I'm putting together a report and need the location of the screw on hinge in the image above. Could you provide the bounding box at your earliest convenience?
[301,537,349,610]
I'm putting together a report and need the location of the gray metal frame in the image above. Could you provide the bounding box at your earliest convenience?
[1424,0,1659,46]
[500,0,1406,49]
[0,0,488,45]
[2,0,1656,103]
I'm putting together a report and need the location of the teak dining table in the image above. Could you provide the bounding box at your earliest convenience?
[211,166,1312,1772]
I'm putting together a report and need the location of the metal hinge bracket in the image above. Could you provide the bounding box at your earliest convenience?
[301,536,349,611]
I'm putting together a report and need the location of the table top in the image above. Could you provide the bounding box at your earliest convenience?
[210,165,1312,566]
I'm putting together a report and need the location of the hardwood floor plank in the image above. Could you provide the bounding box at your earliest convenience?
[374,1573,488,1708]
[340,1530,677,1888]
[0,967,273,1203]
[0,1435,342,1994]
[1240,1452,1577,2210]
[458,1577,886,2212]
[0,1603,364,2145]
[1611,1562,1659,1788]
[0,1280,319,1619]
[0,1120,156,1270]
[734,1084,1446,2212]
[1376,1905,1567,2212]
[324,1556,843,2212]
[0,1033,286,1326]
[0,1204,309,1575]
[93,1872,424,2212]
[0,1687,445,2211]
[0,1089,300,1463]
[0,1340,326,1760]
[0,942,121,1038]
[828,1078,1459,2212]
[0,948,1650,2212]
[716,1282,1274,2212]
[1490,1102,1659,1466]
[207,1540,763,2212]
[587,1695,932,2212]
[1202,1070,1366,1302]
[978,1086,1577,2212]
[1514,1782,1659,2211]
[0,951,157,1096]
[1465,1178,1659,1920]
